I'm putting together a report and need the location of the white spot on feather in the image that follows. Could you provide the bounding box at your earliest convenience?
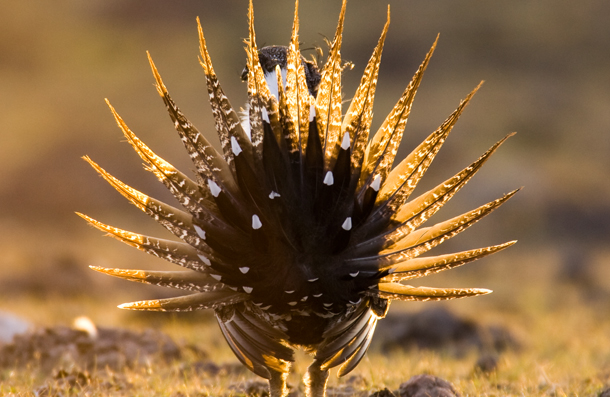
[341,131,350,150]
[323,171,334,186]
[197,255,211,266]
[349,271,360,277]
[308,278,319,282]
[288,302,297,306]
[211,274,222,281]
[342,217,352,231]
[269,191,281,199]
[252,215,262,229]
[238,68,285,138]
[207,179,221,197]
[194,225,206,240]
[309,104,316,122]
[231,136,242,156]
[243,286,253,293]
[239,267,250,274]
[371,174,382,192]
[313,293,323,297]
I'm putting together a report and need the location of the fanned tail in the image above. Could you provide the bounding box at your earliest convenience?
[81,0,518,385]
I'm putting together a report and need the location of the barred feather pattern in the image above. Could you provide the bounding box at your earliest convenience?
[81,1,517,396]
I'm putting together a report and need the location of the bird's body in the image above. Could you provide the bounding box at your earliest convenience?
[80,1,517,396]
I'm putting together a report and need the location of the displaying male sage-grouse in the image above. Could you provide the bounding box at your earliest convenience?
[79,1,518,396]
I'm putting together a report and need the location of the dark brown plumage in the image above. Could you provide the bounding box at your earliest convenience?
[79,1,517,396]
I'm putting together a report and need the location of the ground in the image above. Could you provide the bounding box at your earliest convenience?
[1,249,609,396]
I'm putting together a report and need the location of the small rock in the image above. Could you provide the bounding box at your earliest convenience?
[474,353,499,374]
[54,369,91,388]
[221,362,250,376]
[345,374,368,388]
[375,308,519,357]
[326,385,369,397]
[326,373,369,396]
[228,379,270,396]
[370,387,397,397]
[398,374,460,397]
[0,323,181,372]
[486,324,521,352]
[0,311,31,343]
[184,342,210,360]
[183,360,221,376]
[101,373,134,391]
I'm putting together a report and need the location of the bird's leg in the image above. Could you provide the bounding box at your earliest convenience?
[268,369,290,397]
[304,361,329,397]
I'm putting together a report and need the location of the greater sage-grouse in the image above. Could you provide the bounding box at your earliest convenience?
[80,1,517,396]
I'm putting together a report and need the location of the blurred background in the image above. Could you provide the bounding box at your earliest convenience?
[0,0,609,323]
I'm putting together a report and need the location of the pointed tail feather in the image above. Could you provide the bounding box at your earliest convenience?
[89,266,224,292]
[354,133,514,256]
[382,241,517,282]
[105,99,219,218]
[375,283,492,301]
[316,0,346,163]
[348,189,520,269]
[118,290,247,311]
[149,53,239,190]
[82,157,212,250]
[77,212,214,271]
[149,53,255,229]
[285,0,315,158]
[392,133,515,226]
[343,6,390,174]
[374,81,483,210]
[196,18,252,166]
[246,0,277,156]
[358,35,438,194]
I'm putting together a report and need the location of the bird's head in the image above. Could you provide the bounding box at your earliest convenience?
[241,45,321,98]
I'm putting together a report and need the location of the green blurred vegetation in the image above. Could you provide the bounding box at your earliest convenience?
[0,0,609,393]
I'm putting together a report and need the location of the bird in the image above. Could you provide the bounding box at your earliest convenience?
[78,1,518,396]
